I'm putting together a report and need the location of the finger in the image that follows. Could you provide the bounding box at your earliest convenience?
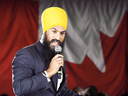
[60,62,64,67]
[58,60,63,63]
[54,54,63,59]
[56,60,64,65]
[56,58,63,61]
[58,60,64,66]
[58,56,63,59]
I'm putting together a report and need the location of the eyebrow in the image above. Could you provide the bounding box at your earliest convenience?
[51,28,66,33]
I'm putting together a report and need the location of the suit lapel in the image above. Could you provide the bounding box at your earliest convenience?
[56,66,67,92]
[51,74,57,91]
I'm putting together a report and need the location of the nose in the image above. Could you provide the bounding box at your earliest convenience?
[55,32,61,40]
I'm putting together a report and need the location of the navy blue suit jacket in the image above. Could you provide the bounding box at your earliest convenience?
[12,41,80,96]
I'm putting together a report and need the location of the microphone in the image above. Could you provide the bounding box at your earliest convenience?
[55,46,62,79]
[55,45,62,54]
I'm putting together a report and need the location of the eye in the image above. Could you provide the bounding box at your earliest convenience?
[52,30,57,33]
[60,32,65,35]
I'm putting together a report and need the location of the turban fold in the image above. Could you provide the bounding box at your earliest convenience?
[41,7,68,33]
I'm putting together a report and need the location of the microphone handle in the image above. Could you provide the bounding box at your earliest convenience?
[56,53,63,71]
[59,66,62,71]
[58,67,62,79]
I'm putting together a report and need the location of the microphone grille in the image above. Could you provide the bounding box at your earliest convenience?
[55,46,62,53]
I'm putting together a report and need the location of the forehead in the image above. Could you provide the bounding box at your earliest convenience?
[50,26,66,32]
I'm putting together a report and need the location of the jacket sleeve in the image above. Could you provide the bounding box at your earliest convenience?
[12,48,49,96]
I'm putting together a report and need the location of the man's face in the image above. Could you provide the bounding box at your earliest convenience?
[46,25,66,49]
[42,25,66,60]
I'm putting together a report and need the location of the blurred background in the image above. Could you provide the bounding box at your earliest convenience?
[0,0,128,96]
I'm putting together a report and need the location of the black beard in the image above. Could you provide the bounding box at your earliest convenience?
[42,32,65,61]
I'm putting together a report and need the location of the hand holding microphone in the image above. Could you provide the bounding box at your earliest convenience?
[46,46,63,78]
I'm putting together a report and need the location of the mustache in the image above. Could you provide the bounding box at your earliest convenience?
[49,39,61,45]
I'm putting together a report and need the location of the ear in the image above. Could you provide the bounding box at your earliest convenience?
[40,32,46,43]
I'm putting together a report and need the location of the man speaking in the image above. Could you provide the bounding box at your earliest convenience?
[12,7,81,96]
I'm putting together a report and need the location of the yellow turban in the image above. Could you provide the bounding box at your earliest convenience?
[41,7,68,33]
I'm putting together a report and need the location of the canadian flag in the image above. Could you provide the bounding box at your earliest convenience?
[0,0,127,96]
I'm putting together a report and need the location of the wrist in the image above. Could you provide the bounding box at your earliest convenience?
[46,70,53,78]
